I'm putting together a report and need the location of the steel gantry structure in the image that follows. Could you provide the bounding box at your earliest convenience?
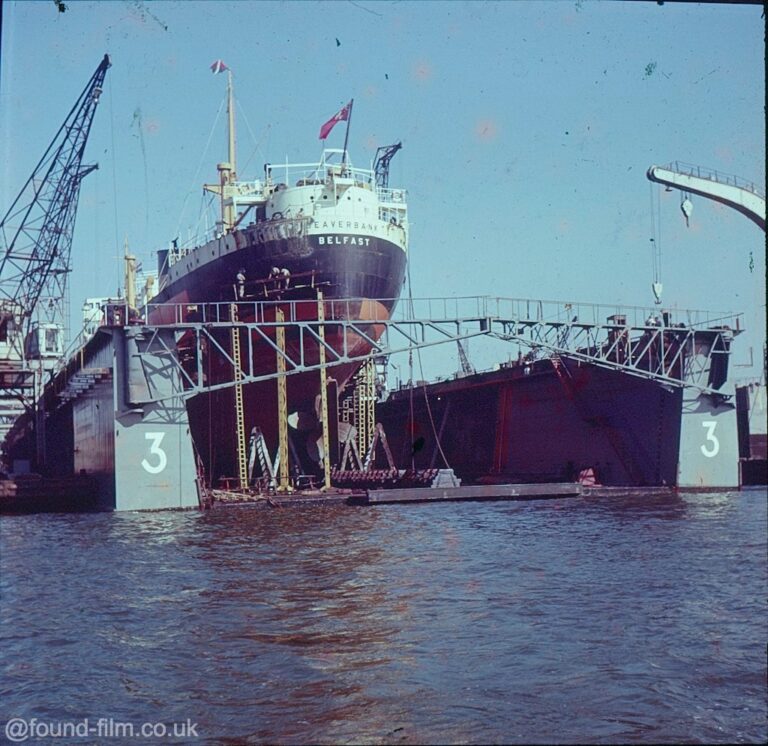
[98,295,742,405]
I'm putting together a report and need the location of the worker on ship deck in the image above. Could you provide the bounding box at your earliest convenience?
[269,267,281,293]
[236,268,246,299]
[269,266,291,292]
[280,267,291,290]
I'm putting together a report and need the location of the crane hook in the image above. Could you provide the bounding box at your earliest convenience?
[681,194,693,227]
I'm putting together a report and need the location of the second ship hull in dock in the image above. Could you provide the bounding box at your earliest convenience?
[376,358,684,487]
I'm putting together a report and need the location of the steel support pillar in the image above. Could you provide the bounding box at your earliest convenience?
[112,327,200,510]
[317,291,331,490]
[275,307,290,491]
[677,339,739,489]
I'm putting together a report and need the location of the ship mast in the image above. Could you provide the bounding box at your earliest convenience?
[123,237,137,310]
[204,65,238,234]
[227,69,236,178]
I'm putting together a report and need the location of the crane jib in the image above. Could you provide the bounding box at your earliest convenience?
[0,55,111,362]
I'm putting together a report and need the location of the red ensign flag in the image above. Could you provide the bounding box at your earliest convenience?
[319,101,351,140]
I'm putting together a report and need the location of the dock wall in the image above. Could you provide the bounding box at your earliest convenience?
[3,327,200,511]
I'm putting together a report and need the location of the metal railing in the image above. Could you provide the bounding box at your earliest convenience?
[265,153,374,188]
[139,295,742,331]
[39,294,745,407]
[394,296,742,331]
[117,307,740,403]
[664,161,765,199]
[377,187,407,204]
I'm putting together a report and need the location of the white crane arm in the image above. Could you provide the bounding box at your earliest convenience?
[647,164,765,231]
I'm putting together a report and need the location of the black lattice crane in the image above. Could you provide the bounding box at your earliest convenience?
[373,142,402,189]
[0,54,111,363]
[456,340,475,376]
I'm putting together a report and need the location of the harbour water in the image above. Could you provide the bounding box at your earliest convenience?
[1,490,766,743]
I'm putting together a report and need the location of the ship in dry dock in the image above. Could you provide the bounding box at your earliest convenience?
[148,72,408,484]
[372,300,746,489]
[377,353,688,488]
[372,160,768,491]
[1,57,759,510]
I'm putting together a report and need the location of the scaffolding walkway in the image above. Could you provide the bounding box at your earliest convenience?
[117,295,741,402]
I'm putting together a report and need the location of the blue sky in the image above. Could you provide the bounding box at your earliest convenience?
[2,0,765,378]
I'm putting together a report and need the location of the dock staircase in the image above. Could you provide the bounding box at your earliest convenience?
[57,368,112,403]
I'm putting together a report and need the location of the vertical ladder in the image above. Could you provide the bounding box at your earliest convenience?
[275,306,290,491]
[317,290,331,489]
[230,304,248,489]
[355,369,365,460]
[340,389,353,426]
[355,358,376,462]
[366,360,376,452]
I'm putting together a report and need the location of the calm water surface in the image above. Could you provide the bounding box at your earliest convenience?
[1,491,766,744]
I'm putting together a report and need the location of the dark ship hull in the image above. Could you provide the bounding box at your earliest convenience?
[151,226,407,485]
[376,358,683,487]
[153,229,407,310]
